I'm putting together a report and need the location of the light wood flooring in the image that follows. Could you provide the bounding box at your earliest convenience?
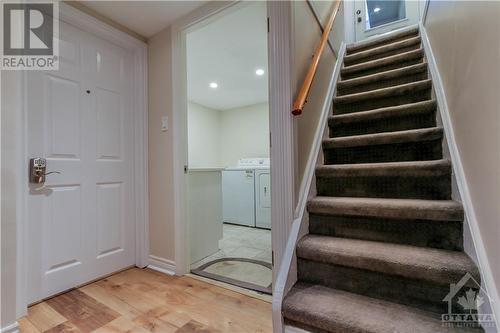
[19,268,272,333]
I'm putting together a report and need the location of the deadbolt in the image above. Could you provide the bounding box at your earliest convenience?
[29,158,61,184]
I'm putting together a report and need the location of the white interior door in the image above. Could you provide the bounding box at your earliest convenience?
[354,0,420,41]
[26,21,135,303]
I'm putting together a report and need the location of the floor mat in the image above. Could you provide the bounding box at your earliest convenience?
[191,257,272,294]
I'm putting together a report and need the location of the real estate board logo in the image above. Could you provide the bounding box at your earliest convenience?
[1,1,59,70]
[442,272,495,329]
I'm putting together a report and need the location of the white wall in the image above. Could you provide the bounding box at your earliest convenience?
[187,102,269,168]
[188,102,221,168]
[424,0,500,320]
[1,71,21,328]
[219,103,269,167]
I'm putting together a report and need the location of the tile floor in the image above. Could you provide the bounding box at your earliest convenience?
[191,224,272,269]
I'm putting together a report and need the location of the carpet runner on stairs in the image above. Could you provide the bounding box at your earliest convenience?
[282,26,484,333]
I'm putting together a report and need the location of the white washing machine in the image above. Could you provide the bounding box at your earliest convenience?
[222,158,270,228]
[222,167,255,227]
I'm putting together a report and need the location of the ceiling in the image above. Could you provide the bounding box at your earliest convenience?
[187,2,268,110]
[80,1,208,38]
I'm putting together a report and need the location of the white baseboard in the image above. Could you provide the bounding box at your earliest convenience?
[420,22,500,329]
[147,255,176,276]
[1,322,19,333]
[285,325,311,333]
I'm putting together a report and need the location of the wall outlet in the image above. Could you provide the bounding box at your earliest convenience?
[161,116,168,131]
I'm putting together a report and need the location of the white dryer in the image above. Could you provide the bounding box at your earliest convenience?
[255,168,271,229]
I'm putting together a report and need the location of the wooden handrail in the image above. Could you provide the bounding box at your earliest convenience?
[292,0,341,116]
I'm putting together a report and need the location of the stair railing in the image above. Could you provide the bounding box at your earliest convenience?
[292,0,341,116]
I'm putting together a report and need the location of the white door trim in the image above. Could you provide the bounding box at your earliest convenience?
[16,2,148,316]
[170,1,295,297]
[171,0,241,276]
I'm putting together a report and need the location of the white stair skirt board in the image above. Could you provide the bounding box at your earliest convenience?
[0,323,19,333]
[148,255,176,276]
[420,22,500,330]
[271,42,347,333]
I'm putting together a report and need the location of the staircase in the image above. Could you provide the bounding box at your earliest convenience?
[282,27,484,333]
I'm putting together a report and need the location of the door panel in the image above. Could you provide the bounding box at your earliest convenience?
[47,75,81,158]
[354,0,420,41]
[96,88,122,160]
[45,185,82,274]
[26,20,135,303]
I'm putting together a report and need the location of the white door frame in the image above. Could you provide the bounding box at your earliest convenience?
[15,2,149,317]
[171,0,295,281]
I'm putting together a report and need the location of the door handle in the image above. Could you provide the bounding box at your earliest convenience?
[29,158,61,184]
[43,171,61,176]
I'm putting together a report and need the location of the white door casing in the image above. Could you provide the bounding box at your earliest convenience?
[26,20,136,303]
[354,0,420,41]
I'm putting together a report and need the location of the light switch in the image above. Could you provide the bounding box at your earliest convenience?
[161,116,168,131]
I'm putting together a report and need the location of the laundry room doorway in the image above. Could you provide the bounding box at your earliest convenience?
[183,2,272,295]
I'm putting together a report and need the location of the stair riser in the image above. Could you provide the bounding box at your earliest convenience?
[308,214,463,250]
[323,139,443,164]
[337,71,428,96]
[346,32,419,55]
[334,88,432,115]
[316,174,451,200]
[297,259,478,315]
[344,43,421,67]
[329,111,436,137]
[341,57,423,80]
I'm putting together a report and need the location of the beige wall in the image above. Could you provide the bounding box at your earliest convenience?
[188,102,221,168]
[425,0,500,296]
[148,26,176,261]
[219,103,269,167]
[187,102,270,168]
[292,0,340,201]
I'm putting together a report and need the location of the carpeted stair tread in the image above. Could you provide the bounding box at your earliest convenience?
[346,26,419,54]
[329,100,436,125]
[297,235,479,286]
[323,127,442,149]
[337,63,428,94]
[334,79,432,106]
[341,48,424,78]
[316,159,451,178]
[283,283,482,333]
[307,196,464,221]
[285,25,484,333]
[344,36,421,66]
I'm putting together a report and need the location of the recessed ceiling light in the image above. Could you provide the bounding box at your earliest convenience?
[373,7,381,13]
[255,69,265,76]
[209,82,218,89]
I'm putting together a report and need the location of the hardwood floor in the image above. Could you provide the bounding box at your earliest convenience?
[19,268,272,333]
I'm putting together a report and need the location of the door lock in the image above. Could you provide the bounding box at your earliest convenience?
[29,158,61,184]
